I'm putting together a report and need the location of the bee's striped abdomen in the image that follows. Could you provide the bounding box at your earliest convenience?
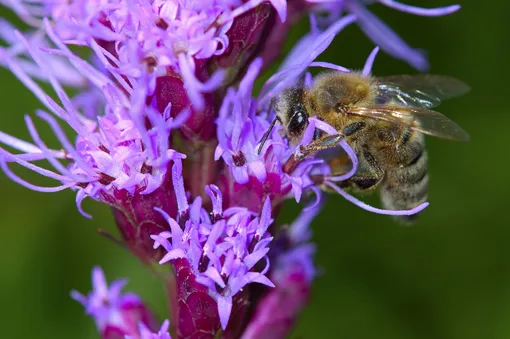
[380,136,428,225]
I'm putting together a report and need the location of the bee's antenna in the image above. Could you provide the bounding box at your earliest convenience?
[257,115,279,155]
[257,99,279,155]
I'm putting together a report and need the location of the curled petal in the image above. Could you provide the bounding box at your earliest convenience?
[324,181,429,216]
[378,0,461,17]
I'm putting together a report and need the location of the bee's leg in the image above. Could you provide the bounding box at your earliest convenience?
[296,134,343,160]
[333,149,385,192]
[338,170,384,192]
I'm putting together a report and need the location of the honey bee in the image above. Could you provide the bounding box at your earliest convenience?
[258,72,470,224]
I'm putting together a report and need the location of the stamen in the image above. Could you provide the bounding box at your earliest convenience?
[155,17,169,30]
[87,39,133,94]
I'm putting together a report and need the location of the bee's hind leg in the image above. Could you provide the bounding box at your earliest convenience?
[329,149,385,192]
[337,170,385,192]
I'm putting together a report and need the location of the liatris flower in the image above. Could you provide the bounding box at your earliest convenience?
[72,266,161,338]
[0,0,460,338]
[152,165,275,334]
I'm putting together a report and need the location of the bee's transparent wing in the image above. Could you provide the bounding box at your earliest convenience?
[376,75,471,108]
[349,105,470,141]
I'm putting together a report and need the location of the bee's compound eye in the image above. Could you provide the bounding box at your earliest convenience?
[288,109,308,137]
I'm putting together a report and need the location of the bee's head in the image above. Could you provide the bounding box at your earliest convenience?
[285,101,309,140]
[273,87,310,141]
[258,87,310,155]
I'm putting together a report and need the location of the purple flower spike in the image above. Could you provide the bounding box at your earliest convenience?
[211,1,300,75]
[72,267,158,339]
[152,171,276,334]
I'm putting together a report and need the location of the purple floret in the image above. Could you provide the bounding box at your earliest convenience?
[152,161,275,330]
[72,266,159,338]
[0,27,187,217]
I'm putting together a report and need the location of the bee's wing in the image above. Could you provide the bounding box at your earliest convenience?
[349,105,470,141]
[376,75,471,109]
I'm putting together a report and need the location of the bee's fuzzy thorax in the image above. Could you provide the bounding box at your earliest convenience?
[310,71,378,117]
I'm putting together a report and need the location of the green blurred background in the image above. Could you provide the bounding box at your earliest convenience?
[0,1,509,338]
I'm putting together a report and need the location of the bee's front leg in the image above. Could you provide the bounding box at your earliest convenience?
[296,134,343,160]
